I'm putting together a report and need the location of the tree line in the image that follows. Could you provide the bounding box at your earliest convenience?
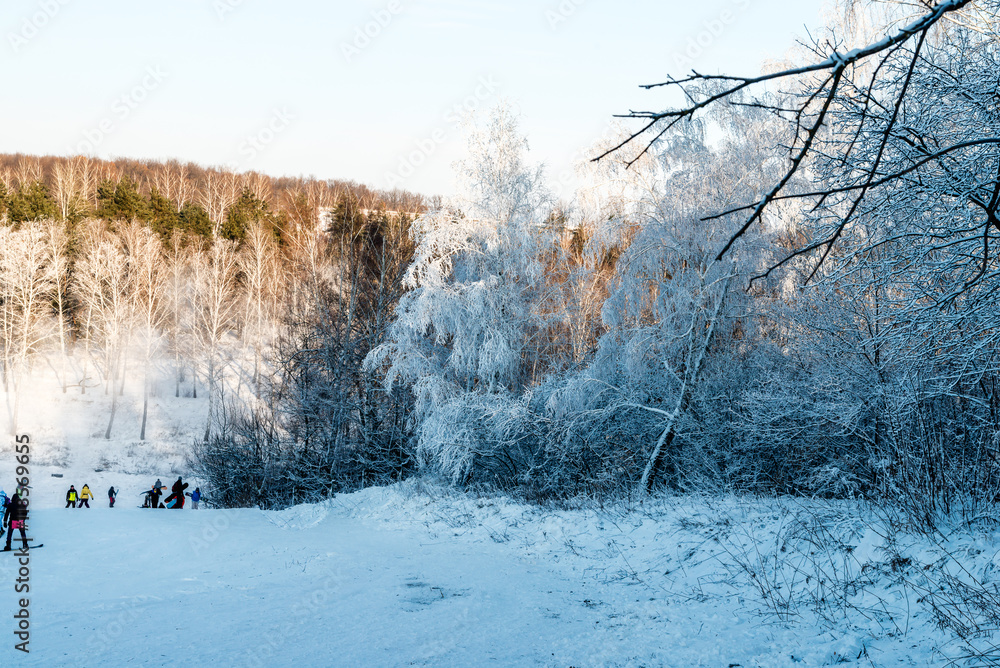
[0,153,426,240]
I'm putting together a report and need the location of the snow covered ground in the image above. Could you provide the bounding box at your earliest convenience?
[0,371,994,666]
[0,480,991,667]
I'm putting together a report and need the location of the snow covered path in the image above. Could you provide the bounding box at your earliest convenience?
[0,488,928,666]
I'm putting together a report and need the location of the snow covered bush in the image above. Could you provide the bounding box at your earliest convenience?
[195,209,415,508]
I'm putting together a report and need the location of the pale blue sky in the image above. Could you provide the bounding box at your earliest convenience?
[1,0,830,198]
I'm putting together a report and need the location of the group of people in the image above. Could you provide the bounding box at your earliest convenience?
[0,477,205,553]
[65,484,94,508]
[0,487,29,551]
[143,477,200,509]
[61,479,203,509]
[65,484,121,507]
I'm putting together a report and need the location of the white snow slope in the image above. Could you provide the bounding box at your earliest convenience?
[0,478,989,667]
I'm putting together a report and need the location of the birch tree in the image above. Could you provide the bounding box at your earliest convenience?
[603,0,995,286]
[239,220,281,396]
[193,238,240,442]
[52,159,83,222]
[121,222,166,440]
[0,222,55,434]
[73,222,131,438]
[164,230,195,399]
[200,171,241,236]
[366,103,554,482]
[538,101,804,494]
[44,220,71,392]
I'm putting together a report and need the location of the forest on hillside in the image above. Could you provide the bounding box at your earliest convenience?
[0,153,423,502]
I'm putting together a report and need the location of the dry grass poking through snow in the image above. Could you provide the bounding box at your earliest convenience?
[334,481,1000,666]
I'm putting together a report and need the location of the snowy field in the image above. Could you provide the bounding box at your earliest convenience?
[0,374,993,666]
[0,480,992,666]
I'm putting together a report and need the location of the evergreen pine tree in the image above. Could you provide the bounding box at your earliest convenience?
[8,181,58,223]
[147,187,180,238]
[96,176,149,221]
[178,201,212,238]
[221,188,271,242]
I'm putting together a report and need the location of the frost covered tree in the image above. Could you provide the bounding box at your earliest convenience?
[44,220,71,393]
[0,222,55,434]
[51,159,84,222]
[367,103,555,482]
[194,208,416,508]
[74,222,133,438]
[120,222,166,440]
[192,238,240,442]
[540,102,802,494]
[239,220,282,396]
[199,171,241,236]
[163,230,196,399]
[605,0,996,284]
[590,0,1000,499]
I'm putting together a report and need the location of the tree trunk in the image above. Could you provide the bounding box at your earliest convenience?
[105,355,120,439]
[639,270,731,493]
[203,356,214,442]
[105,383,118,440]
[140,360,149,441]
[639,401,684,493]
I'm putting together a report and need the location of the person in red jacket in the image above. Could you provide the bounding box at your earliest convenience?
[163,477,189,509]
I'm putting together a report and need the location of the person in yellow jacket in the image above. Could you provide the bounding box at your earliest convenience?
[65,485,78,508]
[79,484,93,509]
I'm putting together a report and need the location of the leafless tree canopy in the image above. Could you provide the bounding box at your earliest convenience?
[601,0,997,285]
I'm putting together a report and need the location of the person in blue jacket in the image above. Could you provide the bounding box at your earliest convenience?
[191,488,201,509]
